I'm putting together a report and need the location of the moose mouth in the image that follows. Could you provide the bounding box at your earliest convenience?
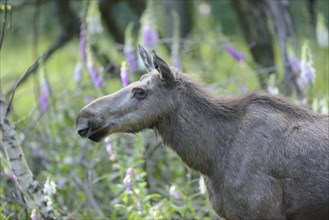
[85,121,119,142]
[87,124,116,142]
[89,129,109,142]
[85,122,144,142]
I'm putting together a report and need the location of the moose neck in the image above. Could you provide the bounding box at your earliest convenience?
[155,75,240,176]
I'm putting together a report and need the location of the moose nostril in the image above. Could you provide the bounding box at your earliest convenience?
[76,118,90,137]
[78,127,89,137]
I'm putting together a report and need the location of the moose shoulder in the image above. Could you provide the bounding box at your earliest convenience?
[76,45,329,219]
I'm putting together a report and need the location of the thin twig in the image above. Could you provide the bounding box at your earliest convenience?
[5,34,72,115]
[73,175,106,217]
[0,0,8,52]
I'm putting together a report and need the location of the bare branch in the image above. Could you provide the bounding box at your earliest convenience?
[5,28,77,109]
[5,0,79,106]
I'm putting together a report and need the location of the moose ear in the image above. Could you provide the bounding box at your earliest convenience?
[138,44,154,72]
[151,50,175,84]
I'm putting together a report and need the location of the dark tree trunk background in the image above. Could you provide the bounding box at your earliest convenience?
[308,0,317,29]
[164,0,194,43]
[99,0,124,44]
[232,0,303,97]
[231,0,275,89]
[98,0,146,44]
[264,0,303,98]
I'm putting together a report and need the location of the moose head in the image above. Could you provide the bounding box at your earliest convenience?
[76,45,179,142]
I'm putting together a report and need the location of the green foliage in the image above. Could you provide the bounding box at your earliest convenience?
[0,202,13,220]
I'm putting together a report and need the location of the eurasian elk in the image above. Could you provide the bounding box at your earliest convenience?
[76,45,329,219]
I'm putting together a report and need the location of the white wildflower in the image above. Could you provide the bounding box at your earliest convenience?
[312,98,329,114]
[104,136,111,143]
[112,163,121,170]
[86,16,103,34]
[319,98,329,114]
[267,85,279,96]
[63,156,73,164]
[199,2,211,17]
[44,178,57,196]
[150,206,160,218]
[45,195,53,210]
[104,136,116,161]
[267,74,279,95]
[316,14,328,48]
[106,143,116,161]
[199,175,207,195]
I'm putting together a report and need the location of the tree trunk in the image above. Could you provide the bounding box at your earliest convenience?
[231,0,275,89]
[307,0,317,29]
[164,0,193,40]
[99,0,124,44]
[0,91,59,219]
[264,0,303,97]
[98,0,146,45]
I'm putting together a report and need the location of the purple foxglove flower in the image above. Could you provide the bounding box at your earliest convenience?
[126,167,134,177]
[299,45,316,86]
[169,185,180,199]
[135,200,142,210]
[84,96,95,104]
[288,55,301,73]
[80,23,87,64]
[120,62,130,87]
[40,78,49,112]
[57,178,67,188]
[31,210,37,220]
[154,202,162,210]
[95,76,103,88]
[123,175,132,191]
[87,61,103,88]
[124,45,136,72]
[105,137,116,161]
[300,61,316,85]
[242,84,249,93]
[123,168,135,191]
[74,63,82,82]
[4,168,16,182]
[224,44,245,62]
[142,23,159,49]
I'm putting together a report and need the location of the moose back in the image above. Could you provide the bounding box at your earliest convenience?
[76,45,329,219]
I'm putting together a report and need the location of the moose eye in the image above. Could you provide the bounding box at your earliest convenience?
[133,88,147,99]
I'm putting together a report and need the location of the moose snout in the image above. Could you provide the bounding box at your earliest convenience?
[76,117,90,137]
